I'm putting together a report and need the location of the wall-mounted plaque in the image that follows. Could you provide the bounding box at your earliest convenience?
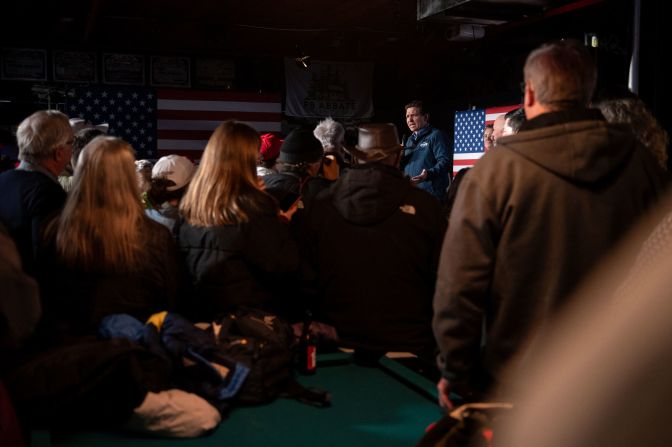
[150,56,190,87]
[103,53,145,85]
[1,48,47,80]
[53,50,97,83]
[194,57,235,89]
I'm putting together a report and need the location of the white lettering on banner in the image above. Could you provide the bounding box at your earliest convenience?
[285,58,374,119]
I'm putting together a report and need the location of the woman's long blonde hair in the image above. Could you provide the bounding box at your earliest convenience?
[181,120,272,226]
[55,136,145,272]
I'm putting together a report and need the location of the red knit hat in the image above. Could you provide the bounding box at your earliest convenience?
[259,133,283,162]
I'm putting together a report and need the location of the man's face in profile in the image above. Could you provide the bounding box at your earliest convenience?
[492,115,506,145]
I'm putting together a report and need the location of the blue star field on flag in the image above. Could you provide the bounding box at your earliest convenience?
[454,109,485,153]
[66,86,157,159]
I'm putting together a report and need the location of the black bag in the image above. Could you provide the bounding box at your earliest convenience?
[210,307,330,407]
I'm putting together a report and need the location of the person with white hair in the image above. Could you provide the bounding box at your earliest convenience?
[313,117,347,180]
[0,110,73,275]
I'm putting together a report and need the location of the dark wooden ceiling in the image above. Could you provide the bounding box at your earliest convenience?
[2,0,595,61]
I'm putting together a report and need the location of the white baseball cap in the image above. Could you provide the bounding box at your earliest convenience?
[151,155,195,191]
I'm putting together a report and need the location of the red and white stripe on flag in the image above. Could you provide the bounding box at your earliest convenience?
[157,89,282,159]
[485,105,520,126]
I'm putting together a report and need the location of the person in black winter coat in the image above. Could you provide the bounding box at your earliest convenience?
[302,123,447,359]
[177,121,300,321]
[37,136,180,344]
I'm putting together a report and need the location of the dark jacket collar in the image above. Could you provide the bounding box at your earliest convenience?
[519,108,605,132]
[413,125,433,140]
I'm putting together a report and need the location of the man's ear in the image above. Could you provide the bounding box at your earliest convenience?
[524,81,535,108]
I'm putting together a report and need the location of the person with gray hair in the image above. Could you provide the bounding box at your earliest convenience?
[313,117,347,180]
[433,40,667,409]
[0,110,72,275]
[313,117,345,152]
[595,90,669,171]
[523,40,596,109]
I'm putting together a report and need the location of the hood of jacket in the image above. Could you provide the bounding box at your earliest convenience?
[330,164,410,225]
[497,118,637,185]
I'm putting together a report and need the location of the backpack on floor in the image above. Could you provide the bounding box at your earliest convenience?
[209,307,330,407]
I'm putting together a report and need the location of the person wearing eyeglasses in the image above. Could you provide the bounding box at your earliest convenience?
[0,110,72,275]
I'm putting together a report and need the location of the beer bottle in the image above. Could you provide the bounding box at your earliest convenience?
[298,311,317,375]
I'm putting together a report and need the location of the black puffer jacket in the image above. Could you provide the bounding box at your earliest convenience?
[36,217,180,345]
[176,201,300,320]
[303,163,447,355]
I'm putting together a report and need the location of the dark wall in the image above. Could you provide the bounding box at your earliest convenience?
[368,1,642,146]
[639,0,671,170]
[2,1,667,157]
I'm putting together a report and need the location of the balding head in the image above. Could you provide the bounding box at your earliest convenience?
[523,40,596,118]
[492,115,507,145]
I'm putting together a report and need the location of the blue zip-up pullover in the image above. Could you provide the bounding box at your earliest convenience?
[401,125,451,200]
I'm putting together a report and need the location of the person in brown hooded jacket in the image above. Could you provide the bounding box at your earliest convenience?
[433,39,668,408]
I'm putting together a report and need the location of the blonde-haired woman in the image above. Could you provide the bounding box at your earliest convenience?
[177,121,299,320]
[39,136,180,340]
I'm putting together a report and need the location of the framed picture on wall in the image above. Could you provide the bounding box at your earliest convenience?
[1,48,47,80]
[103,53,145,85]
[194,57,235,89]
[53,50,97,82]
[150,56,190,87]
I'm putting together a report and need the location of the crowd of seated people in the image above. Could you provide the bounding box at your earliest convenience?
[1,39,671,444]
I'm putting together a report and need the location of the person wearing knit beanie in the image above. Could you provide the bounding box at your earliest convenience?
[262,128,332,223]
[277,129,323,166]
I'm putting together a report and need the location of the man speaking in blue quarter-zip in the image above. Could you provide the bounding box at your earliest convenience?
[400,100,451,202]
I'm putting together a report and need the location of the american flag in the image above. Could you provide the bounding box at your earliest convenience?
[157,89,281,159]
[66,87,282,160]
[453,105,520,174]
[66,86,157,159]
